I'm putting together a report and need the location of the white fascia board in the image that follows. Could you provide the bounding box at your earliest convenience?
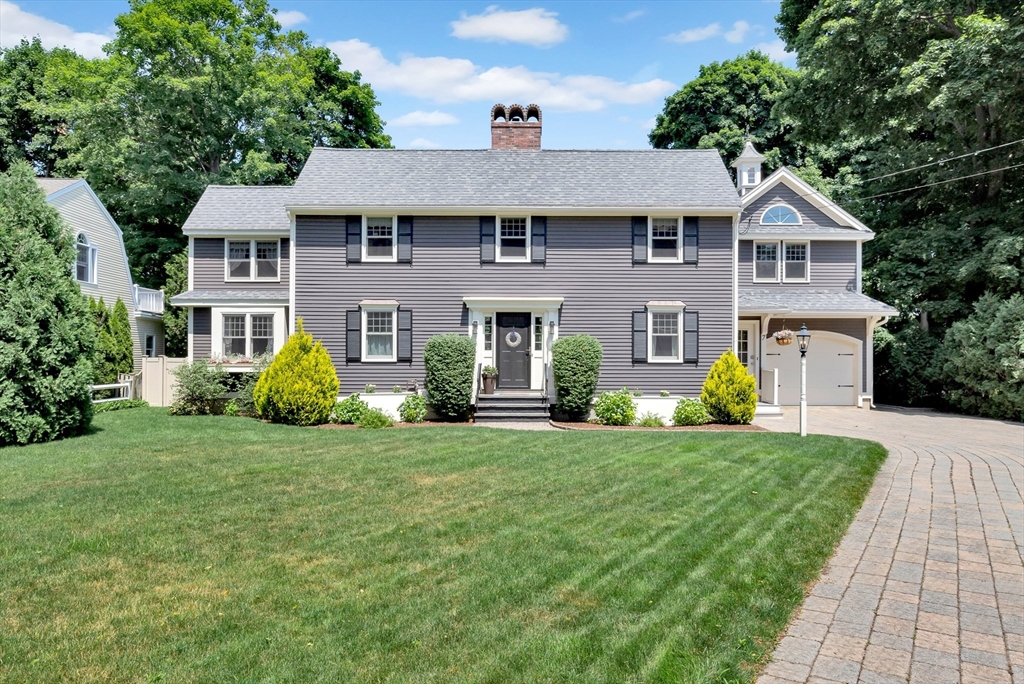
[182,229,291,237]
[171,296,289,307]
[739,308,898,318]
[135,311,164,320]
[741,168,872,233]
[286,205,741,218]
[737,232,874,242]
[463,296,564,310]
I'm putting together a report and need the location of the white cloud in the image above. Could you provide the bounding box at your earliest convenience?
[451,6,568,47]
[390,110,460,127]
[0,1,110,58]
[408,138,441,149]
[276,10,308,28]
[614,9,646,23]
[754,39,796,62]
[666,22,720,44]
[724,21,752,44]
[329,39,675,112]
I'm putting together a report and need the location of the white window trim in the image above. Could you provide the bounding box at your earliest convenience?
[496,216,531,263]
[647,306,684,363]
[759,203,803,226]
[647,216,684,263]
[224,238,281,283]
[210,307,285,363]
[361,305,398,363]
[362,215,398,263]
[75,232,97,284]
[782,240,811,283]
[753,240,781,283]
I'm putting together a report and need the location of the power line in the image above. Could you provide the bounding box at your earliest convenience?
[857,138,1024,183]
[852,162,1024,201]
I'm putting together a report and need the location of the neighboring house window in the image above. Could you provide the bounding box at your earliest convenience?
[754,242,779,281]
[223,314,247,356]
[225,239,280,281]
[251,315,274,355]
[363,307,396,362]
[144,335,156,358]
[649,311,680,362]
[760,204,801,225]
[484,315,493,351]
[364,216,396,261]
[75,233,96,284]
[534,316,543,351]
[498,217,529,261]
[784,242,809,282]
[649,218,679,261]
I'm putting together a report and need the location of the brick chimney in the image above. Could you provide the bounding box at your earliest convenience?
[491,103,541,150]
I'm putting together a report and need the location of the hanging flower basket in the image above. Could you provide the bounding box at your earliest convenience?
[773,329,795,346]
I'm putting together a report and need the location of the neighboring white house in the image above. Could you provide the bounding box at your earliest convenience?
[36,178,165,370]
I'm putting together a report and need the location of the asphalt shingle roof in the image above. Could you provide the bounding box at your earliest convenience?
[288,148,742,208]
[169,290,289,305]
[34,178,83,195]
[181,186,293,233]
[739,224,866,236]
[739,289,898,315]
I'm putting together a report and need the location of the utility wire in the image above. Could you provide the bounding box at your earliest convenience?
[852,162,1024,201]
[856,138,1024,183]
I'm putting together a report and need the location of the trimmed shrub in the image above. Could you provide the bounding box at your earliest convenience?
[398,394,428,423]
[222,400,240,416]
[551,334,603,420]
[235,353,272,415]
[357,407,393,429]
[636,411,665,427]
[332,393,368,424]
[673,398,711,426]
[0,162,95,446]
[93,399,149,413]
[940,292,1024,421]
[594,388,636,426]
[423,333,476,419]
[701,351,757,424]
[169,361,227,415]
[253,319,339,426]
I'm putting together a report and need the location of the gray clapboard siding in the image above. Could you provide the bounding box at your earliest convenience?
[765,318,868,390]
[741,183,842,229]
[193,237,290,290]
[738,240,857,290]
[192,308,212,358]
[48,184,143,370]
[295,215,734,396]
[136,317,166,357]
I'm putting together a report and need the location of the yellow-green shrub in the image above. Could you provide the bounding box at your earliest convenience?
[700,351,757,424]
[253,319,339,426]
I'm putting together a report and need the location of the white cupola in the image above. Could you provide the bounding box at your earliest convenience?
[731,140,766,195]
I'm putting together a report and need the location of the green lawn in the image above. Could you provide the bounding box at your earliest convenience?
[0,409,885,683]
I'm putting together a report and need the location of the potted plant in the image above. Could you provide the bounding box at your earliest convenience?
[773,328,795,346]
[481,365,498,394]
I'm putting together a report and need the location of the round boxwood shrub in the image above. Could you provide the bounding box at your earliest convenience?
[331,393,368,424]
[593,388,636,426]
[253,319,339,426]
[423,333,476,419]
[551,334,603,420]
[398,394,427,423]
[357,407,394,429]
[701,351,757,424]
[672,397,711,426]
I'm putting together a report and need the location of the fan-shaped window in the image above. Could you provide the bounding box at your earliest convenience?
[75,233,97,284]
[760,205,801,225]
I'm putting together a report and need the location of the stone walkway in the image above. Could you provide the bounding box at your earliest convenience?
[752,406,1024,684]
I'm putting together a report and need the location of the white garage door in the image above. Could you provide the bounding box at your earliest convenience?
[763,331,860,406]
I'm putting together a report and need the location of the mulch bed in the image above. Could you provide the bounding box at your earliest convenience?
[315,420,474,429]
[550,421,766,432]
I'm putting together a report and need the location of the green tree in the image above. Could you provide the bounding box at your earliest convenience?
[90,296,135,384]
[162,251,189,357]
[0,162,95,445]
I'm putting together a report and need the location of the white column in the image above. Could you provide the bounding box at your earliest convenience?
[799,352,807,437]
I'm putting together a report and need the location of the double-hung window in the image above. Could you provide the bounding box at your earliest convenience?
[754,242,779,282]
[221,313,275,359]
[650,218,679,261]
[75,233,96,284]
[226,239,280,281]
[498,217,529,261]
[223,314,247,356]
[650,311,681,361]
[364,216,396,261]
[784,242,809,282]
[754,241,810,283]
[363,308,396,362]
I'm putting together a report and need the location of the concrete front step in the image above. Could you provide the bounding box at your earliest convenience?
[475,412,551,422]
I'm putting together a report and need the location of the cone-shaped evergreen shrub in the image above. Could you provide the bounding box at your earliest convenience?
[423,333,476,419]
[700,351,757,424]
[253,319,339,426]
[551,334,603,420]
[0,162,95,446]
[91,296,134,383]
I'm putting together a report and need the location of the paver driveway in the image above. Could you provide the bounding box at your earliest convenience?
[753,406,1024,684]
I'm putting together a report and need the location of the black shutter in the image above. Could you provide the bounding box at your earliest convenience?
[397,216,413,263]
[346,215,362,263]
[683,217,699,264]
[632,216,648,264]
[632,310,647,362]
[480,216,496,263]
[531,216,547,263]
[684,311,699,363]
[346,310,361,361]
[397,309,413,362]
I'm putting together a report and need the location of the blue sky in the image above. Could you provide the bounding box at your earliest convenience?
[2,1,793,149]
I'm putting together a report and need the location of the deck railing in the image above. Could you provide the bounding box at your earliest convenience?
[133,284,164,314]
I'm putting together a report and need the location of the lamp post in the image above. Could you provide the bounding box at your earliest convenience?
[797,324,811,437]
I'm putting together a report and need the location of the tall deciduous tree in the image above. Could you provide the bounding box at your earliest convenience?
[162,251,189,357]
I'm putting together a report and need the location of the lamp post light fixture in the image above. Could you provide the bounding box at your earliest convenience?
[797,324,811,437]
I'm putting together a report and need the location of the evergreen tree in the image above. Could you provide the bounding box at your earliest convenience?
[162,251,188,357]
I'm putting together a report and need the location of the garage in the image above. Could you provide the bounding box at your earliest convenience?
[763,331,861,406]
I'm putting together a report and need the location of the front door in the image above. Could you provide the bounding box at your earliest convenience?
[496,312,531,389]
[737,321,759,378]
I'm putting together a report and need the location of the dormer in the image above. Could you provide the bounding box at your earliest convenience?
[731,141,766,196]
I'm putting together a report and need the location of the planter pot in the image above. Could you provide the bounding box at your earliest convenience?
[481,374,497,394]
[775,337,793,346]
